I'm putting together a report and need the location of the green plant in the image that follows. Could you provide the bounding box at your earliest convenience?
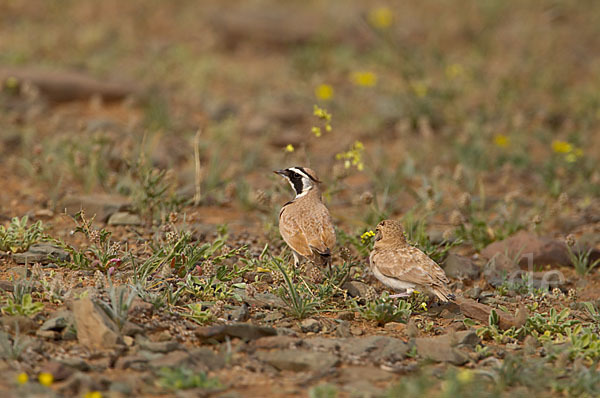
[0,330,30,360]
[123,148,181,223]
[273,256,318,319]
[182,303,214,325]
[97,283,137,331]
[156,366,221,391]
[566,237,600,276]
[2,285,44,317]
[309,384,338,398]
[355,292,412,325]
[0,216,43,253]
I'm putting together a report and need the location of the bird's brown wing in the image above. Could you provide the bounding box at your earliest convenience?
[303,203,336,255]
[371,245,449,288]
[279,207,313,258]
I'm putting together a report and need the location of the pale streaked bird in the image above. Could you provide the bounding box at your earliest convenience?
[274,167,336,269]
[369,220,454,302]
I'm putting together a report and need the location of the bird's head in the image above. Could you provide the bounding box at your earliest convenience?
[375,219,407,243]
[274,166,321,198]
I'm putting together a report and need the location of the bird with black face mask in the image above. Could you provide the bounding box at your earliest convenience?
[274,167,336,270]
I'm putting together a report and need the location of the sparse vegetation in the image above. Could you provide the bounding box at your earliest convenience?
[0,1,599,396]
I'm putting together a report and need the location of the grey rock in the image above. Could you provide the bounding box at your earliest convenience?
[342,281,372,299]
[300,318,321,333]
[148,348,224,372]
[72,297,123,349]
[58,357,90,372]
[115,355,150,371]
[109,381,133,395]
[337,311,355,321]
[263,311,285,323]
[443,253,480,280]
[226,303,250,322]
[256,349,339,372]
[59,194,130,222]
[196,323,276,342]
[108,211,142,226]
[481,231,571,280]
[40,310,74,332]
[59,372,101,397]
[139,340,181,353]
[413,330,479,365]
[122,321,144,336]
[12,243,70,264]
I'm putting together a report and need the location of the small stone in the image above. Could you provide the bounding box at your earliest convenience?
[139,340,181,353]
[337,311,355,321]
[58,357,90,372]
[300,318,321,333]
[12,243,69,264]
[384,322,406,332]
[2,315,37,334]
[41,361,74,381]
[122,321,144,337]
[443,253,480,280]
[196,323,276,342]
[108,212,142,226]
[123,336,134,346]
[40,310,74,332]
[256,350,339,372]
[226,303,250,322]
[350,326,363,336]
[342,281,374,300]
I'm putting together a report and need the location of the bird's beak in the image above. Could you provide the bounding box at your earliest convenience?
[274,169,286,177]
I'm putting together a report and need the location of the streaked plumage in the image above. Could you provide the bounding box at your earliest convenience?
[369,220,453,302]
[275,167,336,267]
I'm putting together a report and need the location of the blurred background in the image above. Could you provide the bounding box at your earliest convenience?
[1,0,599,239]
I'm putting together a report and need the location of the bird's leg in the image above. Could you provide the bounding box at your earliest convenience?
[389,288,414,299]
[292,251,301,268]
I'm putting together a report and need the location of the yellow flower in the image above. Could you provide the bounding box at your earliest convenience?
[336,141,365,171]
[368,6,393,29]
[311,127,322,137]
[17,373,28,384]
[410,81,428,98]
[445,63,465,79]
[313,105,332,121]
[494,134,510,148]
[552,140,572,154]
[351,71,377,87]
[457,369,474,384]
[38,372,53,387]
[284,144,294,152]
[84,392,103,398]
[360,230,375,243]
[315,84,333,100]
[420,302,428,311]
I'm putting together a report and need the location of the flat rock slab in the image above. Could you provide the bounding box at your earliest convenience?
[482,231,570,271]
[306,335,410,363]
[413,330,479,365]
[0,67,137,103]
[12,243,69,264]
[58,194,131,222]
[196,323,277,342]
[456,298,525,330]
[256,349,339,372]
[443,253,480,280]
